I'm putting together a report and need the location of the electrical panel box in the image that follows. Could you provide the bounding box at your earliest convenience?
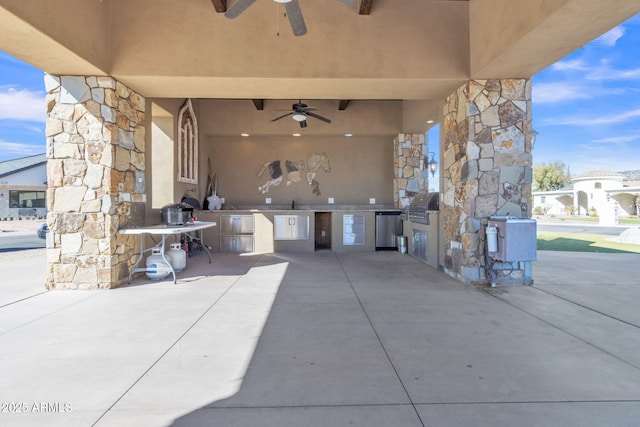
[487,216,537,262]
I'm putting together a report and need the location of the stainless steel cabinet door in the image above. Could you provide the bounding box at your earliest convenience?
[221,215,254,234]
[220,235,254,253]
[343,214,365,245]
[274,215,309,240]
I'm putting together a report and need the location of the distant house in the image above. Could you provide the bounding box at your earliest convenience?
[0,154,47,219]
[533,170,640,220]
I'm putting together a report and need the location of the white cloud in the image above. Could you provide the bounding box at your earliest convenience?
[533,82,593,104]
[551,59,588,71]
[545,108,640,126]
[591,134,640,144]
[0,88,46,122]
[586,66,640,81]
[0,140,43,156]
[594,25,625,47]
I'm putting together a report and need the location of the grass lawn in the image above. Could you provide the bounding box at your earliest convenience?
[537,232,640,254]
[541,216,640,225]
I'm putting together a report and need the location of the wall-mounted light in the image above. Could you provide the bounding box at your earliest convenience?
[531,130,539,150]
[427,152,438,177]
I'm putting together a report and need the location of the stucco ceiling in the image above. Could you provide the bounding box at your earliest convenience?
[1,0,640,133]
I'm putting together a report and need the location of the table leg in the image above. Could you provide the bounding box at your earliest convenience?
[199,229,212,263]
[128,233,146,284]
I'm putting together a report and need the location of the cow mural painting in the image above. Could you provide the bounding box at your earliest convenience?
[255,153,330,196]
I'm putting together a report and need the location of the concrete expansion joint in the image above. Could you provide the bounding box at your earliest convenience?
[484,285,640,373]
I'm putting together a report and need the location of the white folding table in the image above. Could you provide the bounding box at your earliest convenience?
[119,221,217,284]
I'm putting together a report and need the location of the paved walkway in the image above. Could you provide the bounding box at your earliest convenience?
[1,248,640,426]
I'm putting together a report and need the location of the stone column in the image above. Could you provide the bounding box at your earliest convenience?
[44,75,146,289]
[441,79,533,285]
[393,133,429,209]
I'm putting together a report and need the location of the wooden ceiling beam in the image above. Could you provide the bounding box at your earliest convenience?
[211,0,226,13]
[359,0,373,15]
[338,100,350,110]
[252,99,264,110]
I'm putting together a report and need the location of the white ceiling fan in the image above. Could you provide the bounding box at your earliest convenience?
[225,0,356,37]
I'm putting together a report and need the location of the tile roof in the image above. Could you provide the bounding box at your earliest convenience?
[572,170,625,180]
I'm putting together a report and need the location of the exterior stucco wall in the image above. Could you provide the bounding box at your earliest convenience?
[204,135,394,208]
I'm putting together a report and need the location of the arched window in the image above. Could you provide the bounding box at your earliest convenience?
[594,182,602,189]
[177,99,198,184]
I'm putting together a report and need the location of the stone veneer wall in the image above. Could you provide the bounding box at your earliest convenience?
[393,133,429,208]
[441,79,533,285]
[44,75,146,289]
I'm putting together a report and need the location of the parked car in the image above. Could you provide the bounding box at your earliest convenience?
[37,223,49,239]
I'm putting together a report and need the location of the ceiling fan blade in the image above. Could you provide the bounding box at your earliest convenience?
[271,112,294,122]
[224,0,256,19]
[284,0,307,36]
[300,106,318,111]
[337,0,356,5]
[306,111,332,123]
[299,119,308,129]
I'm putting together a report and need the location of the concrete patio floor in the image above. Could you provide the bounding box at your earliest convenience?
[1,248,640,426]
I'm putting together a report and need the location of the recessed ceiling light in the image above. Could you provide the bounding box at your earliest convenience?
[240,133,250,137]
[292,133,302,137]
[344,133,353,137]
[426,120,434,124]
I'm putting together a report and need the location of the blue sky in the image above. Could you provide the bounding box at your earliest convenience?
[1,14,639,175]
[532,14,640,174]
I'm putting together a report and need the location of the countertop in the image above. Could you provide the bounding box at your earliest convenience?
[196,205,401,213]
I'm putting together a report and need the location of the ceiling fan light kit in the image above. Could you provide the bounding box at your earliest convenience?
[271,100,332,129]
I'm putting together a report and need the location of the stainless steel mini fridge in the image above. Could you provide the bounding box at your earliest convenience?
[375,211,402,250]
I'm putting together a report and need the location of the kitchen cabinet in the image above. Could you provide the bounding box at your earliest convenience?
[220,214,254,234]
[343,214,365,245]
[274,215,309,241]
[220,214,254,253]
[220,235,254,253]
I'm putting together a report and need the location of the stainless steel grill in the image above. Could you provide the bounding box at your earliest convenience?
[408,192,439,225]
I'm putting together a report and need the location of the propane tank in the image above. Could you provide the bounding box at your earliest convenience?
[166,243,187,272]
[146,247,171,280]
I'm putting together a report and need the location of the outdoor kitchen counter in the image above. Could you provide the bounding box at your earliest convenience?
[195,208,398,253]
[201,204,398,212]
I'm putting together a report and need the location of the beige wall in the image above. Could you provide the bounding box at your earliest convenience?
[198,99,403,137]
[150,98,206,209]
[205,135,394,208]
[108,0,469,99]
[470,0,640,77]
[3,0,639,104]
[0,0,109,74]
